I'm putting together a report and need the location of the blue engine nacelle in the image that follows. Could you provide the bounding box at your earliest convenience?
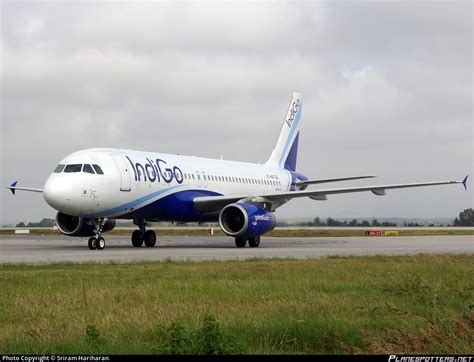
[218,203,276,238]
[55,212,116,237]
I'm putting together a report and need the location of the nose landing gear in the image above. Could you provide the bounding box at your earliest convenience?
[88,218,108,250]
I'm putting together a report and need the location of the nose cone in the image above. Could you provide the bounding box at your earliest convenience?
[43,174,72,212]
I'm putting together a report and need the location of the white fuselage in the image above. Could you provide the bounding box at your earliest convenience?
[43,148,293,221]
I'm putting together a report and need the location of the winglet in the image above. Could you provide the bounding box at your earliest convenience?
[462,175,468,191]
[8,181,18,195]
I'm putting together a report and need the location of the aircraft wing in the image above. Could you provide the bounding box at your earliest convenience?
[193,176,468,212]
[6,181,43,195]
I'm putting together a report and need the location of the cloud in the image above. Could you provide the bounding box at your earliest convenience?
[1,1,472,224]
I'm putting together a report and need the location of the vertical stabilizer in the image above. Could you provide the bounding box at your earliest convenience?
[266,93,303,171]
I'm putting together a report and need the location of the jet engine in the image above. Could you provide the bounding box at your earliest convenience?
[218,203,276,238]
[55,212,116,237]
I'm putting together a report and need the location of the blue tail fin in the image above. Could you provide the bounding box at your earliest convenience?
[266,93,303,171]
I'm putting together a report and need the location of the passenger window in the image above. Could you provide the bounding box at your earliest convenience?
[83,164,95,174]
[53,164,65,173]
[64,164,82,173]
[92,164,104,175]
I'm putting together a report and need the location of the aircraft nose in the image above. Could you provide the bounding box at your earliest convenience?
[43,174,71,211]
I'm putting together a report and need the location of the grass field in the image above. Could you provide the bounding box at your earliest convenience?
[0,228,473,237]
[0,255,472,354]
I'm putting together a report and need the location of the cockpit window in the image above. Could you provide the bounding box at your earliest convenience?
[92,164,104,175]
[64,164,82,173]
[53,164,65,173]
[83,164,95,174]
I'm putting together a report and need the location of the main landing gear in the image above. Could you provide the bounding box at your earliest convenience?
[235,236,260,248]
[131,218,156,247]
[88,218,108,250]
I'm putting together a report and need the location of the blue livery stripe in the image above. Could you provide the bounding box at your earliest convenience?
[86,185,181,218]
[120,189,223,221]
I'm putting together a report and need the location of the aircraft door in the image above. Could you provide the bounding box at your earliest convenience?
[195,170,202,188]
[112,155,132,191]
[201,171,209,188]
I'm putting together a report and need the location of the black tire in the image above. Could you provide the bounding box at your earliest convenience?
[235,237,246,248]
[248,236,260,248]
[96,237,105,250]
[144,230,157,247]
[132,230,144,247]
[88,237,97,250]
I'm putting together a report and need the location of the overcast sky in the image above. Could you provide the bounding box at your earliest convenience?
[1,1,472,225]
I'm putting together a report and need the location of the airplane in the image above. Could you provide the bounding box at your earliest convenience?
[7,93,468,250]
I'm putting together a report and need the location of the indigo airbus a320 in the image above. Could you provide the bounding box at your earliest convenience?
[8,93,468,250]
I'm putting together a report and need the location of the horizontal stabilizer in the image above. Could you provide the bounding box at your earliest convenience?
[7,181,43,195]
[295,175,375,186]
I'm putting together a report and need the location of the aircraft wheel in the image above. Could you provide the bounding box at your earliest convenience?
[88,237,97,250]
[144,230,157,247]
[248,236,260,248]
[96,237,105,250]
[235,237,246,248]
[132,230,144,247]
